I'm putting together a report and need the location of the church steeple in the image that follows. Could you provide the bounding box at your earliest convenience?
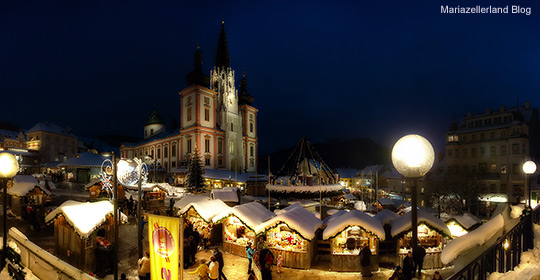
[239,72,254,106]
[215,20,231,68]
[186,46,210,87]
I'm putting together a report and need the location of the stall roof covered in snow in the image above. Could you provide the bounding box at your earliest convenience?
[323,209,348,224]
[445,212,482,230]
[266,183,343,193]
[441,214,504,264]
[84,179,102,190]
[9,175,51,196]
[178,199,231,223]
[45,200,127,239]
[379,198,410,208]
[323,209,385,240]
[174,194,210,209]
[259,204,323,241]
[390,208,451,238]
[211,188,239,202]
[212,202,276,233]
[374,209,400,225]
[123,182,183,195]
[58,153,108,168]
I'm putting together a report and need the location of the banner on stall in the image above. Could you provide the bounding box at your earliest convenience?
[148,214,179,280]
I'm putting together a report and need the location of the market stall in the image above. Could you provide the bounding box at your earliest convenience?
[8,175,52,217]
[177,199,231,245]
[259,204,323,269]
[44,200,127,273]
[86,181,126,201]
[444,212,482,238]
[323,209,385,272]
[391,208,452,269]
[212,202,276,256]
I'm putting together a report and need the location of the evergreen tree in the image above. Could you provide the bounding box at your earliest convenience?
[186,146,205,192]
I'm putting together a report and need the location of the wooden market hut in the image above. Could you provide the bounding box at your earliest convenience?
[259,204,323,269]
[8,175,52,217]
[123,183,178,210]
[211,187,240,207]
[444,212,482,238]
[85,180,126,201]
[212,202,276,256]
[323,209,385,272]
[390,208,452,269]
[45,200,127,273]
[177,198,231,245]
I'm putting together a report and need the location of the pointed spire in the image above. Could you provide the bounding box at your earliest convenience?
[238,72,254,105]
[186,45,210,87]
[215,20,231,68]
[146,107,164,125]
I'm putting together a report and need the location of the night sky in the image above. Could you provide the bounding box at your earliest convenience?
[2,0,539,155]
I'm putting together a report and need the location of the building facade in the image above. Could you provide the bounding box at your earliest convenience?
[445,101,540,203]
[120,22,258,176]
[25,122,78,163]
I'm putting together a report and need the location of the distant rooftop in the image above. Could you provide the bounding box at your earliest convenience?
[26,122,77,138]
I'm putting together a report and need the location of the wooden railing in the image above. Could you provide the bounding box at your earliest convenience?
[448,206,538,280]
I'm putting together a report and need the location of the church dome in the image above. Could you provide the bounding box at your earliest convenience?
[146,108,164,125]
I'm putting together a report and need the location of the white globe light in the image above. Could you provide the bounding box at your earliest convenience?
[0,152,19,179]
[392,134,435,178]
[117,159,140,186]
[523,161,537,175]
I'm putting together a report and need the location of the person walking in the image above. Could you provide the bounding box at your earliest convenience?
[137,252,151,280]
[432,271,443,280]
[402,251,414,280]
[208,256,219,280]
[413,245,426,277]
[213,247,228,280]
[189,258,210,280]
[246,242,255,274]
[360,246,373,277]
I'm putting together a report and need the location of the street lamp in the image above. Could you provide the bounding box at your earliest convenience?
[523,160,537,208]
[392,134,434,252]
[0,152,19,269]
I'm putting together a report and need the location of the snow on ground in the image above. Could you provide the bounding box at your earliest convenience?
[488,224,540,280]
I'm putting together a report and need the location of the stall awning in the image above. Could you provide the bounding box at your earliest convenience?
[212,202,276,233]
[323,209,385,241]
[177,199,231,223]
[258,204,322,241]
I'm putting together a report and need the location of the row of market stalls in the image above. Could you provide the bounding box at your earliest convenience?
[173,195,465,271]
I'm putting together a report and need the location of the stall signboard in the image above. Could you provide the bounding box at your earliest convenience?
[148,214,180,280]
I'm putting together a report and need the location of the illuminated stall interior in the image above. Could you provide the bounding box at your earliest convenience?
[390,209,452,269]
[177,199,231,243]
[211,202,276,256]
[444,213,482,238]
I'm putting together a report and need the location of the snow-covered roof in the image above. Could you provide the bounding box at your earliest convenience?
[27,122,77,138]
[211,188,239,202]
[174,194,210,209]
[323,209,348,224]
[84,178,102,190]
[178,199,231,223]
[378,198,410,208]
[441,214,504,264]
[259,204,323,241]
[212,202,276,233]
[323,209,385,240]
[45,200,127,239]
[123,182,183,195]
[8,181,51,196]
[445,213,482,230]
[390,208,451,238]
[58,153,108,168]
[203,169,251,182]
[266,184,343,193]
[336,168,359,179]
[13,175,38,184]
[374,209,400,225]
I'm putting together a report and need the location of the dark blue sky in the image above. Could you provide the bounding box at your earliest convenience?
[1,0,539,154]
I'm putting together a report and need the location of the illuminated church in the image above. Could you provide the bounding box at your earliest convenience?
[120,22,258,175]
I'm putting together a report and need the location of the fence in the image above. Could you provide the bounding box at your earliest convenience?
[448,206,538,280]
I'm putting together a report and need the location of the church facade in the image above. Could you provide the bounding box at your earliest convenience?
[120,22,258,175]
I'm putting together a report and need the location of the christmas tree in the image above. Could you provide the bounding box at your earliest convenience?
[186,146,205,192]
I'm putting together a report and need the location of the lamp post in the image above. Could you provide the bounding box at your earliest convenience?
[523,160,536,208]
[0,152,19,269]
[392,134,435,252]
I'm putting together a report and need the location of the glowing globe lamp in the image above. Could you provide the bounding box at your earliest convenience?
[523,161,537,175]
[392,134,435,178]
[0,152,19,179]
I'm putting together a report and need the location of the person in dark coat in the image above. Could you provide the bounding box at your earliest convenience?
[402,251,414,280]
[189,236,197,266]
[259,248,274,280]
[389,266,404,280]
[413,245,427,277]
[360,246,372,277]
[432,271,443,280]
[213,247,228,280]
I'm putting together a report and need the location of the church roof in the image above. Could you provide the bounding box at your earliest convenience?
[215,21,231,68]
[146,108,164,125]
[186,47,210,87]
